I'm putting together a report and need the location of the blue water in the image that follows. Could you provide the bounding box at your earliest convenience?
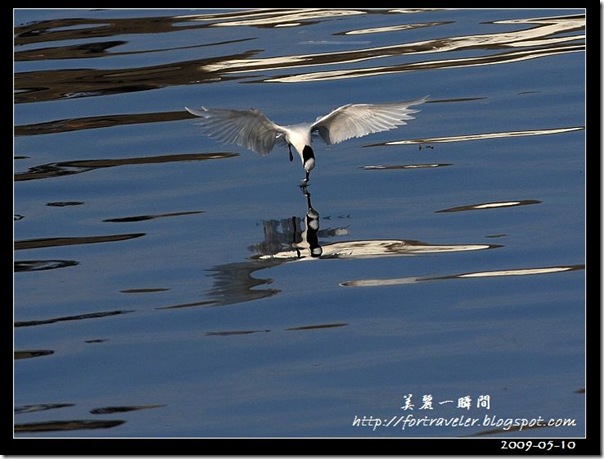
[14,8,585,441]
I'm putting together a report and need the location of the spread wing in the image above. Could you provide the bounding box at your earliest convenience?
[185,106,285,155]
[310,96,428,145]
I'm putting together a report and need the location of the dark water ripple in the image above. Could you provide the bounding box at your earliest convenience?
[15,310,134,328]
[15,419,125,433]
[89,405,165,414]
[14,260,79,272]
[15,403,75,414]
[15,152,237,181]
[14,350,54,360]
[15,234,145,250]
[14,111,192,136]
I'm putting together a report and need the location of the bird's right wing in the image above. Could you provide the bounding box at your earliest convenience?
[311,96,428,145]
[185,107,285,155]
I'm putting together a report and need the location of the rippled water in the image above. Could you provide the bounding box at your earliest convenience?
[14,9,586,441]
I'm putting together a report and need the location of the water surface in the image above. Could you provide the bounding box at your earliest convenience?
[14,8,585,440]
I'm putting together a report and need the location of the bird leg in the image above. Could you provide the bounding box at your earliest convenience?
[299,171,310,189]
[288,144,294,162]
[303,187,311,203]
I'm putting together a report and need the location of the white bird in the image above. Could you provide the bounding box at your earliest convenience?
[185,96,427,186]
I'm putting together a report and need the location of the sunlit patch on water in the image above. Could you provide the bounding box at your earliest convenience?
[360,163,451,170]
[256,239,499,261]
[376,126,585,146]
[436,199,541,213]
[341,264,584,287]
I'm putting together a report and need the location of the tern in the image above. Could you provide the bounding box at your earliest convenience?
[185,96,427,186]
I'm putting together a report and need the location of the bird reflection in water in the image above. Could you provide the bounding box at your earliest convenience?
[200,188,500,307]
[249,186,347,262]
[293,187,323,259]
[198,188,342,307]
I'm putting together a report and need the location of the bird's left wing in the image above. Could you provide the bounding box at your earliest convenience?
[310,96,428,145]
[185,107,285,155]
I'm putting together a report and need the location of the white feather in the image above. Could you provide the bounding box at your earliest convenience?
[185,96,427,183]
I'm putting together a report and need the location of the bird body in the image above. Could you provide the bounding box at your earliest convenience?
[186,96,427,185]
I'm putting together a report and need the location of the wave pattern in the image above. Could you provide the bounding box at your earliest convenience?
[14,11,584,103]
[197,13,584,83]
